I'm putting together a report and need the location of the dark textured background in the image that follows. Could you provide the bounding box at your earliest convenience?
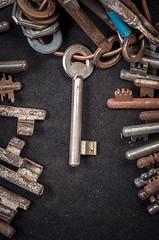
[0,1,159,239]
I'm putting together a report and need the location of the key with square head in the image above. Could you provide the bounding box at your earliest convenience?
[63,44,97,167]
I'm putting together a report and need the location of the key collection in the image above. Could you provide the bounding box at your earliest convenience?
[0,0,159,237]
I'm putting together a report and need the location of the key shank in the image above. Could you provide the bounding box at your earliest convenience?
[69,76,83,167]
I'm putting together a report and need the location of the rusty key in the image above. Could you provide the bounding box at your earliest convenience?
[139,111,159,123]
[0,105,47,136]
[0,186,30,238]
[0,137,44,195]
[58,0,122,68]
[107,88,159,109]
[138,175,159,200]
[134,78,159,98]
[0,74,21,103]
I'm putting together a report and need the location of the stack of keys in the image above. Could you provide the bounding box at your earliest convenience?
[12,0,62,54]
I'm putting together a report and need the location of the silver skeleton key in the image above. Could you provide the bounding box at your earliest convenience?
[63,44,97,167]
[122,122,159,143]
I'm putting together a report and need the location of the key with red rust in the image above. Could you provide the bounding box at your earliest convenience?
[139,110,159,123]
[107,88,159,109]
[0,74,21,103]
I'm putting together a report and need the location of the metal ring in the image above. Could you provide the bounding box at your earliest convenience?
[93,35,122,69]
[17,0,56,19]
[27,29,62,54]
[24,10,59,25]
[63,44,94,79]
[122,37,147,63]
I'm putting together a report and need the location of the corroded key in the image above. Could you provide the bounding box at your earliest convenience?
[0,105,47,136]
[134,78,159,98]
[63,44,97,167]
[0,186,30,238]
[138,175,159,200]
[0,137,44,195]
[134,168,159,188]
[0,74,21,103]
[107,88,159,109]
[0,0,14,9]
[137,152,159,169]
[139,110,159,123]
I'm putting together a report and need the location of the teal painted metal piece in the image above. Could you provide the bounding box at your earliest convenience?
[107,11,132,37]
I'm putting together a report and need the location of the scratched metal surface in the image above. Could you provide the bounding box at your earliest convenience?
[0,1,159,239]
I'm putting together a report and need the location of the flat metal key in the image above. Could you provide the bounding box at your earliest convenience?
[0,137,44,195]
[63,44,97,167]
[0,186,30,238]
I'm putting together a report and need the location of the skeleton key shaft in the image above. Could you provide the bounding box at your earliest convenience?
[63,44,97,167]
[140,111,159,123]
[70,76,83,167]
[125,140,159,161]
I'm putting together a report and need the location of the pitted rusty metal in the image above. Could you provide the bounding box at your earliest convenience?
[0,0,14,8]
[0,74,21,103]
[0,105,47,136]
[17,0,56,19]
[0,186,30,238]
[138,175,159,200]
[0,137,44,195]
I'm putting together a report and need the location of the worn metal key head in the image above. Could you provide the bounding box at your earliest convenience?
[63,44,94,79]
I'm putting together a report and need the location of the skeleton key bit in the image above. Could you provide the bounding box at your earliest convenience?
[0,74,21,103]
[0,105,47,136]
[63,44,97,167]
[0,186,30,238]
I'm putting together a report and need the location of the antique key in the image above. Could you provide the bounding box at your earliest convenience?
[0,105,47,136]
[125,140,159,161]
[107,88,159,109]
[139,110,159,123]
[0,137,44,195]
[63,44,97,167]
[122,122,159,142]
[134,168,159,188]
[0,74,21,103]
[138,175,159,200]
[0,186,30,238]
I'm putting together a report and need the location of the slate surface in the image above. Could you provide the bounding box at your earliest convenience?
[0,1,159,240]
